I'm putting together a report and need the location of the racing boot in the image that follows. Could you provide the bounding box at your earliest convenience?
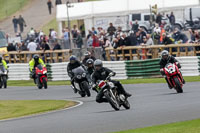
[71,85,77,93]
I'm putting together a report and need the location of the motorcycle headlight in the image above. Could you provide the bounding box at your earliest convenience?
[77,75,82,79]
[82,73,86,77]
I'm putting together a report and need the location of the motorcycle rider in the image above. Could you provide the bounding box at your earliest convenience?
[92,59,131,103]
[29,54,46,83]
[86,59,95,75]
[0,56,8,70]
[159,50,185,89]
[67,55,92,93]
[82,51,96,66]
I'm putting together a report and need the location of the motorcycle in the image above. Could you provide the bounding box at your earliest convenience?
[97,73,130,111]
[0,65,7,89]
[35,65,48,89]
[163,63,184,93]
[71,66,91,97]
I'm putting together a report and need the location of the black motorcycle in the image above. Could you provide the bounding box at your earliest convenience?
[0,65,8,89]
[97,73,130,111]
[71,66,91,97]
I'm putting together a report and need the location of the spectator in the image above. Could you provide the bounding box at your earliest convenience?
[12,16,18,33]
[27,39,37,52]
[7,43,16,52]
[162,33,174,45]
[156,13,162,26]
[53,40,62,58]
[47,0,53,15]
[86,30,93,47]
[50,29,57,39]
[167,12,176,28]
[107,23,116,36]
[71,25,78,39]
[92,34,100,47]
[102,37,112,61]
[53,40,62,50]
[75,31,83,48]
[63,28,70,49]
[128,31,138,46]
[132,20,139,32]
[18,15,26,33]
[145,34,154,45]
[55,0,62,5]
[15,42,22,51]
[91,27,97,35]
[41,40,50,51]
[21,41,28,51]
[172,28,188,43]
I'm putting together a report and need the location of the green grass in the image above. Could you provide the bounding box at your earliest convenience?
[7,76,200,86]
[0,100,76,120]
[41,17,78,35]
[113,118,200,133]
[0,0,30,20]
[42,18,58,35]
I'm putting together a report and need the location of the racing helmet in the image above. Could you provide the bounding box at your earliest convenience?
[33,54,39,62]
[161,50,169,61]
[86,59,94,67]
[69,55,77,64]
[94,59,103,70]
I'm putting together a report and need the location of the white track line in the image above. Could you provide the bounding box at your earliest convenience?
[0,99,83,122]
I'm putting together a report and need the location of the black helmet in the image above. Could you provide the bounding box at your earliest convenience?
[161,50,169,61]
[33,54,39,62]
[86,59,94,66]
[94,59,103,70]
[69,55,77,64]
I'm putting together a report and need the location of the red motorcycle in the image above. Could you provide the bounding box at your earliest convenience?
[163,63,184,93]
[35,65,48,89]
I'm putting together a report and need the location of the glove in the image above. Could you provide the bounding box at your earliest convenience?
[109,72,116,76]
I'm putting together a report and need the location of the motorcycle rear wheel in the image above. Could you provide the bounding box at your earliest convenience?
[104,90,120,111]
[174,77,183,93]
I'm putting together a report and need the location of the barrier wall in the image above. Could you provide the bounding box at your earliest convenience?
[6,57,200,81]
[125,59,160,78]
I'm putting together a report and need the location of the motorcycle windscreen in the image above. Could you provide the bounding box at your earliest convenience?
[72,66,85,76]
[36,64,43,70]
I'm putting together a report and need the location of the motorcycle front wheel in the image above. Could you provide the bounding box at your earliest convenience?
[104,90,120,111]
[82,81,91,97]
[174,77,183,93]
[122,99,130,110]
[43,77,48,89]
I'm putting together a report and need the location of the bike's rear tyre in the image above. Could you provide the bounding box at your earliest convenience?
[43,77,48,89]
[3,76,7,88]
[82,81,91,97]
[174,77,183,93]
[122,99,130,109]
[104,91,120,111]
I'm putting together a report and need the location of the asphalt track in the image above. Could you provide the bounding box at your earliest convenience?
[0,82,200,133]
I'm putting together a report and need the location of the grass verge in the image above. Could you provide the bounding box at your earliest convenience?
[7,76,200,86]
[113,118,200,133]
[0,100,76,120]
[0,0,30,20]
